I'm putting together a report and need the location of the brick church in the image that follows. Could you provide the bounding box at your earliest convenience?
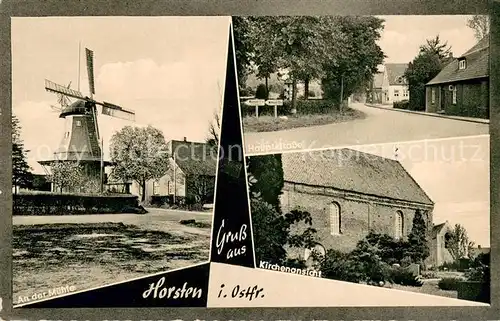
[279,148,434,259]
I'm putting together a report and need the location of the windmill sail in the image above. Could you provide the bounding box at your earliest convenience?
[45,79,85,100]
[100,102,135,121]
[86,48,95,95]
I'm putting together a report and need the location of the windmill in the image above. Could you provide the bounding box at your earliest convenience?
[39,47,135,193]
[49,81,72,112]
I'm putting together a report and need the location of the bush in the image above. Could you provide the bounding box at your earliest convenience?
[13,191,141,215]
[255,83,268,100]
[439,261,459,271]
[319,249,364,283]
[393,100,410,110]
[294,99,337,115]
[438,277,463,291]
[421,270,438,279]
[466,253,490,283]
[389,266,423,287]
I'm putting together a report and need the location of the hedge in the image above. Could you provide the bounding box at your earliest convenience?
[438,277,463,291]
[150,195,187,206]
[393,100,410,110]
[13,191,141,215]
[241,99,338,117]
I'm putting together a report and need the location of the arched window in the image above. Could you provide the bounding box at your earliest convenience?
[395,210,404,240]
[330,202,341,235]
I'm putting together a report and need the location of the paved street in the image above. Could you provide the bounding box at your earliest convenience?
[243,103,489,155]
[13,208,213,226]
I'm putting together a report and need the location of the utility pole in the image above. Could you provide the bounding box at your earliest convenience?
[173,152,177,204]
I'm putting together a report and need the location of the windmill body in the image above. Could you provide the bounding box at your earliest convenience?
[38,48,135,194]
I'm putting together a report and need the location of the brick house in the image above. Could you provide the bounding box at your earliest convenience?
[141,138,217,204]
[381,63,410,105]
[279,148,434,258]
[426,221,454,268]
[425,35,489,119]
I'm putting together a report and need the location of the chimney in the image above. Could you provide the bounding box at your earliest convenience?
[183,137,187,142]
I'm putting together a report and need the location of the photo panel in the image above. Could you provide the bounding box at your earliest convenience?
[243,136,490,306]
[11,16,230,308]
[237,15,490,155]
[1,4,499,319]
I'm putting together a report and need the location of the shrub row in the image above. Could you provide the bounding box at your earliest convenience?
[150,195,187,206]
[393,100,410,110]
[13,192,141,215]
[241,99,338,117]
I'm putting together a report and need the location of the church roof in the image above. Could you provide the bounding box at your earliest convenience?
[282,148,433,206]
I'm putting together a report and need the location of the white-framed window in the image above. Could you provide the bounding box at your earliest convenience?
[431,88,436,104]
[452,86,457,104]
[395,210,404,240]
[330,202,341,235]
[459,59,467,70]
[394,89,399,97]
[153,180,160,195]
[403,90,409,97]
[76,120,81,127]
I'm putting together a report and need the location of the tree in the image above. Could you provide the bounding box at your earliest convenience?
[246,154,284,211]
[109,125,170,202]
[188,175,215,204]
[207,81,223,148]
[247,157,317,265]
[12,115,32,193]
[445,224,474,261]
[467,15,489,41]
[207,110,221,148]
[49,161,85,193]
[249,17,281,93]
[404,35,452,111]
[405,209,430,265]
[321,16,385,109]
[251,198,317,265]
[232,16,256,88]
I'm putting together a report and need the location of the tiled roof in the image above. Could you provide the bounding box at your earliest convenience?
[385,63,408,85]
[427,36,489,85]
[461,34,489,57]
[432,222,449,234]
[282,148,433,205]
[169,140,217,177]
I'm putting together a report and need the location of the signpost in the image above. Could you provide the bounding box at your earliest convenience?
[245,99,266,117]
[244,99,284,118]
[265,99,284,118]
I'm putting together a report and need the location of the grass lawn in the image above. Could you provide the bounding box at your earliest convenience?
[13,220,211,304]
[242,107,366,133]
[387,279,458,299]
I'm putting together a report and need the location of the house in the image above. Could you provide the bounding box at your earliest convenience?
[279,148,434,259]
[369,71,384,104]
[426,221,454,268]
[142,138,217,204]
[381,63,410,104]
[425,35,489,119]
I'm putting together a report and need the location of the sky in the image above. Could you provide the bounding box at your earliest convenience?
[12,16,230,174]
[353,135,490,247]
[378,15,479,64]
